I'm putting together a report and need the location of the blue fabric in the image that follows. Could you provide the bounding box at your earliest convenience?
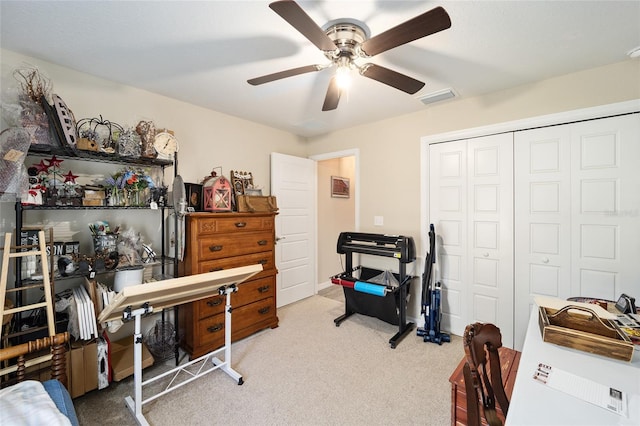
[42,380,79,426]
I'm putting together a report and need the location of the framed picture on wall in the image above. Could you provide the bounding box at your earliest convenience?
[331,176,350,198]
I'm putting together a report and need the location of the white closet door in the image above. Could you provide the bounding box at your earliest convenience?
[430,135,513,343]
[570,114,640,300]
[514,126,572,350]
[429,140,468,336]
[467,134,514,348]
[514,113,640,350]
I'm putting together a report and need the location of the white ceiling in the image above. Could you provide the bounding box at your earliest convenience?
[1,1,639,138]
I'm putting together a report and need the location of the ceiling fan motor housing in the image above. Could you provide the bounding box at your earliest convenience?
[324,22,369,62]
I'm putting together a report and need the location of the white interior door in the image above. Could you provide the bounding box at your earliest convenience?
[270,152,316,307]
[429,140,468,336]
[514,125,572,350]
[569,114,640,299]
[514,113,640,350]
[467,134,514,348]
[429,135,514,345]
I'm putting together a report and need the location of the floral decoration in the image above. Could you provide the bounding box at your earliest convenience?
[105,168,155,192]
[104,167,156,206]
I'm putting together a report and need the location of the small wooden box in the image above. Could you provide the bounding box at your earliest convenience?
[538,305,634,362]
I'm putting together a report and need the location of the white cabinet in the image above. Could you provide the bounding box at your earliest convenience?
[514,113,640,349]
[429,133,514,347]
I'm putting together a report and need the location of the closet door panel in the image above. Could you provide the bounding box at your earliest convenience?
[467,134,514,348]
[514,126,571,350]
[429,141,467,336]
[570,114,640,300]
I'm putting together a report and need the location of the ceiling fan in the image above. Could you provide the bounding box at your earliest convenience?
[247,0,451,111]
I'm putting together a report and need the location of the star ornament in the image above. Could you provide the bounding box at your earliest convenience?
[47,155,64,168]
[34,159,50,174]
[64,170,79,183]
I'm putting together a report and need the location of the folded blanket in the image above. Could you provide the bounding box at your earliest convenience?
[0,380,71,426]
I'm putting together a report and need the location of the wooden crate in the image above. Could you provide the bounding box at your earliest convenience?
[538,305,634,362]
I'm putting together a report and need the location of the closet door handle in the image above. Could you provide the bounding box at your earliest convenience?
[207,323,224,333]
[257,240,268,246]
[235,222,247,228]
[209,245,223,252]
[207,298,223,307]
[483,252,489,257]
[542,257,550,264]
[258,307,270,315]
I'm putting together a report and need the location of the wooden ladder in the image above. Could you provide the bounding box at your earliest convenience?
[0,230,57,374]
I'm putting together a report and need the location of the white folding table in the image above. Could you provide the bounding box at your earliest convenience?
[97,264,262,426]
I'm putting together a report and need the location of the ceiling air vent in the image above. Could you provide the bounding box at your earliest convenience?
[418,88,456,105]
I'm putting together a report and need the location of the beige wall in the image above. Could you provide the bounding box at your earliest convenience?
[0,48,307,247]
[2,48,639,323]
[307,60,640,246]
[317,157,355,287]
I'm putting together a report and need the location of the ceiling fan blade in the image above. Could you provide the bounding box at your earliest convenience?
[269,0,337,52]
[248,64,322,85]
[360,6,451,57]
[360,64,425,94]
[322,77,341,111]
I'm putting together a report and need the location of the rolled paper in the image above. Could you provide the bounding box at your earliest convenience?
[331,277,355,288]
[354,281,386,297]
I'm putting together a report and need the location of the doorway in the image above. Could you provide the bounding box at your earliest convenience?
[310,149,359,290]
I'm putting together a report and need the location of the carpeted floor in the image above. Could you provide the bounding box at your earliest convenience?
[74,293,463,425]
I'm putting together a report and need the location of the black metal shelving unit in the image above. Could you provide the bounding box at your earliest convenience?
[10,147,178,342]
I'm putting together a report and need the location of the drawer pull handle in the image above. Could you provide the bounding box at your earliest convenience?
[207,324,224,333]
[257,240,268,246]
[209,245,223,252]
[209,267,224,272]
[207,299,222,307]
[258,307,270,315]
[235,222,247,228]
[258,285,270,293]
[258,259,268,265]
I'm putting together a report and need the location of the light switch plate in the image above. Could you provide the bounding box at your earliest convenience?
[374,216,384,226]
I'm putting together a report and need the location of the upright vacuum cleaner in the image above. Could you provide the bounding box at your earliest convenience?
[416,224,451,345]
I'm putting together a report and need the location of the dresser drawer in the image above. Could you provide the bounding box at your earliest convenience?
[196,297,275,349]
[195,215,273,235]
[196,294,226,320]
[198,251,275,275]
[194,276,275,320]
[197,231,274,261]
[233,276,275,306]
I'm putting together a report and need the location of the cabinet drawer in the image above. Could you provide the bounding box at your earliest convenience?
[195,216,273,235]
[194,276,275,320]
[196,297,275,348]
[197,231,274,260]
[198,251,275,274]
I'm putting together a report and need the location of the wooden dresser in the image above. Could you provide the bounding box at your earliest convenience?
[449,347,521,426]
[179,212,278,359]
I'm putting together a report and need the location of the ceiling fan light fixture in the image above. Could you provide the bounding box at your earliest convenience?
[418,88,456,105]
[335,56,353,89]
